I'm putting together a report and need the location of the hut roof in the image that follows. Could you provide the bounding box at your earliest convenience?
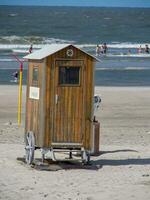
[24,44,99,61]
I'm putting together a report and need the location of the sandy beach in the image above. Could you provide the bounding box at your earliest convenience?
[0,85,150,200]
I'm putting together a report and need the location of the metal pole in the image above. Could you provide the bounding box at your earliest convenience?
[12,54,24,127]
[18,63,23,126]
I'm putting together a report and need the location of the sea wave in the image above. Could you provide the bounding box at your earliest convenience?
[0,35,75,47]
[0,58,16,62]
[0,67,26,70]
[79,43,150,49]
[96,67,150,71]
[0,36,150,52]
[0,44,42,50]
[99,53,150,58]
[8,13,18,17]
[107,43,150,49]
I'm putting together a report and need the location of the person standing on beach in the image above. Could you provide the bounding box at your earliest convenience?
[13,71,19,82]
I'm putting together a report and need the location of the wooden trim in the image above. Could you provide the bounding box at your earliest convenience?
[81,62,86,144]
[55,59,84,67]
[51,60,56,144]
[55,58,85,62]
[51,142,82,148]
[39,58,46,147]
[90,62,95,150]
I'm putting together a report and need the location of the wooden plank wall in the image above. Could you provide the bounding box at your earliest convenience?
[44,46,95,150]
[84,57,95,150]
[53,60,84,144]
[25,60,45,147]
[25,45,95,150]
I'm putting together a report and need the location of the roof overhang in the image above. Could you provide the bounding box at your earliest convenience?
[24,44,100,62]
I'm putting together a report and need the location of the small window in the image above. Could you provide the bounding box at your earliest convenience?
[59,66,80,85]
[32,67,38,85]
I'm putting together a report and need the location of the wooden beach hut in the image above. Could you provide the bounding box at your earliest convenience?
[24,44,100,164]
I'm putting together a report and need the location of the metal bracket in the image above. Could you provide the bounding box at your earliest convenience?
[40,148,49,162]
[49,148,56,161]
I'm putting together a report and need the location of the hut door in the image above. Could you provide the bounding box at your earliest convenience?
[53,62,84,145]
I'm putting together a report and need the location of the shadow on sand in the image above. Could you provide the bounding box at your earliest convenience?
[100,149,138,155]
[92,149,150,166]
[17,148,150,171]
[17,157,101,171]
[92,158,150,166]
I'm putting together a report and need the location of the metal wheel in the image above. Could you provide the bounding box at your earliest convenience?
[25,131,35,164]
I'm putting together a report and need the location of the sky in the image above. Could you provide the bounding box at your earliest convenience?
[0,0,150,7]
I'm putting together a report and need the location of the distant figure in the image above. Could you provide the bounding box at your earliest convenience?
[102,43,107,54]
[29,44,33,54]
[145,44,149,54]
[96,45,100,56]
[128,49,131,55]
[13,71,18,82]
[138,45,142,54]
[99,45,104,54]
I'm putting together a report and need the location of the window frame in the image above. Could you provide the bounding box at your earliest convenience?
[58,66,81,87]
[32,66,39,86]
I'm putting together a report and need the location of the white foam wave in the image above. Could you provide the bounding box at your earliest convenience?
[0,36,75,49]
[0,38,150,51]
[45,37,75,44]
[124,67,150,70]
[78,43,150,49]
[0,43,73,50]
[0,44,42,50]
[0,58,15,62]
[0,67,25,70]
[96,67,150,71]
[104,17,112,20]
[108,43,150,49]
[8,13,18,17]
[101,53,150,58]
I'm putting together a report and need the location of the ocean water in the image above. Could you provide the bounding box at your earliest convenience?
[0,6,150,86]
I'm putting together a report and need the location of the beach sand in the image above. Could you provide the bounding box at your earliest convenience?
[0,85,150,200]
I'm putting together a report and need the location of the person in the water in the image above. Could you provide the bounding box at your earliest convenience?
[145,44,149,53]
[29,44,33,53]
[102,43,107,54]
[138,45,142,54]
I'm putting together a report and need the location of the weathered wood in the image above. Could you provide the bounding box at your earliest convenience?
[39,59,46,147]
[25,45,96,151]
[52,60,84,144]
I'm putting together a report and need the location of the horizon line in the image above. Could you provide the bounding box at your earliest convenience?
[0,4,150,9]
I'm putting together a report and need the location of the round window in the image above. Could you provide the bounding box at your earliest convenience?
[66,49,74,57]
